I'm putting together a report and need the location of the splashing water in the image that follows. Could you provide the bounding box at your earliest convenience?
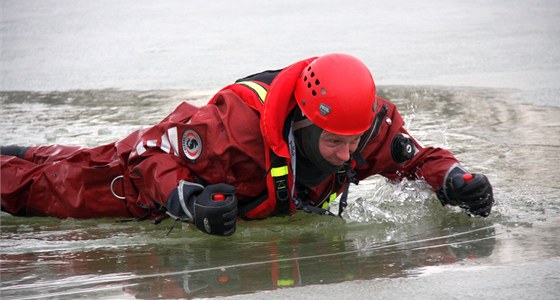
[343,177,434,225]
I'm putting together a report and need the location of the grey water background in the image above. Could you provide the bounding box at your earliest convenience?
[1,0,559,299]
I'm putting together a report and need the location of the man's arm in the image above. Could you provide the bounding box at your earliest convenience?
[355,98,494,217]
[128,151,238,236]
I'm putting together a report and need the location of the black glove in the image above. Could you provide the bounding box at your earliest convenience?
[166,181,238,236]
[437,165,494,217]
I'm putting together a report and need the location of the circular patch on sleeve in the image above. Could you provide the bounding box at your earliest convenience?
[391,133,416,163]
[182,130,202,160]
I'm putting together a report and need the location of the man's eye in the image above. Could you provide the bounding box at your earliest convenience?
[327,140,341,145]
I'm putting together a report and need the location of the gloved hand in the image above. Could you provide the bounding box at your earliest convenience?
[166,181,238,236]
[437,165,494,217]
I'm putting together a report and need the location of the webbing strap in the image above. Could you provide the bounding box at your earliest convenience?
[321,193,338,209]
[270,151,291,215]
[296,164,357,218]
[271,166,288,177]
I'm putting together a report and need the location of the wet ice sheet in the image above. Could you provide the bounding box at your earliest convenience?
[213,218,560,300]
[220,259,560,300]
[1,215,558,299]
[1,86,559,299]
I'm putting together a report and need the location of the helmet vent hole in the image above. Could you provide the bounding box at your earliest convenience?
[307,82,312,88]
[315,79,320,85]
[303,76,307,81]
[312,90,317,96]
[311,72,315,77]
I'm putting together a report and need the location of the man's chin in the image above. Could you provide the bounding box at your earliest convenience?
[329,161,345,167]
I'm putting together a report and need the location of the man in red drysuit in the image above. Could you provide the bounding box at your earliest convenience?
[1,54,494,236]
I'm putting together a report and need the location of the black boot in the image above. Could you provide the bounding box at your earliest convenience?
[0,146,30,158]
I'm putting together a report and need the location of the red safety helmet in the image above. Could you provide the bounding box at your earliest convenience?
[294,53,376,135]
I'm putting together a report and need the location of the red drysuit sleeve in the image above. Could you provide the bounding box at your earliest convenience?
[120,91,267,211]
[127,150,196,208]
[355,98,459,191]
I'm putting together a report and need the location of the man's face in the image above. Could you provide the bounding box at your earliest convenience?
[318,131,361,166]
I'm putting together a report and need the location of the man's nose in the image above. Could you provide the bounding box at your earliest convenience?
[336,144,352,161]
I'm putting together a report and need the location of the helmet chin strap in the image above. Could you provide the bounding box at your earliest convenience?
[293,118,313,131]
